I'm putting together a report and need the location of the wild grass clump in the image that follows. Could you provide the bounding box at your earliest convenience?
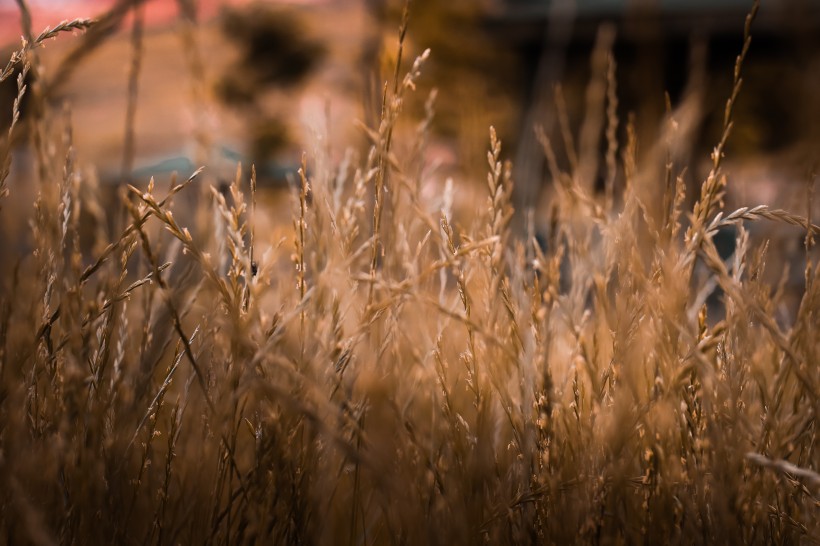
[1,1,820,544]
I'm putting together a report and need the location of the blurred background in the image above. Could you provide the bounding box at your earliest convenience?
[1,0,819,299]
[2,1,819,180]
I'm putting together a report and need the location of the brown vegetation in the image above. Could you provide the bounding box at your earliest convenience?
[1,1,819,544]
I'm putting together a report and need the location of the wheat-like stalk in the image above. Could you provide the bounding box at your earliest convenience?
[1,0,819,543]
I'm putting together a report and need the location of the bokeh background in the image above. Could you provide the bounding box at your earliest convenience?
[2,0,819,296]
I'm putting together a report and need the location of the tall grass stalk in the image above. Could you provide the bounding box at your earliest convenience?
[2,0,820,543]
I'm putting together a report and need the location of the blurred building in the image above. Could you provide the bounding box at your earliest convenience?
[0,0,332,47]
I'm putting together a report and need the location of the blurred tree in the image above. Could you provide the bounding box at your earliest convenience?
[216,4,325,165]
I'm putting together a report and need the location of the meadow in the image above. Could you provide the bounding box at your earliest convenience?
[1,1,819,544]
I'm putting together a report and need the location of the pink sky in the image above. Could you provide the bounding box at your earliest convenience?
[0,0,326,47]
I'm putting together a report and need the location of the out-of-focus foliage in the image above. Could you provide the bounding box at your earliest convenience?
[217,4,325,104]
[215,4,325,161]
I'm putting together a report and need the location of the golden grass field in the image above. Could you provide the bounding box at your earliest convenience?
[1,1,820,544]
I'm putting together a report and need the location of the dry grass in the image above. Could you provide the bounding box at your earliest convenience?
[1,1,820,544]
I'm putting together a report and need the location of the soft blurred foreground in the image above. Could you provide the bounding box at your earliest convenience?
[0,0,820,544]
